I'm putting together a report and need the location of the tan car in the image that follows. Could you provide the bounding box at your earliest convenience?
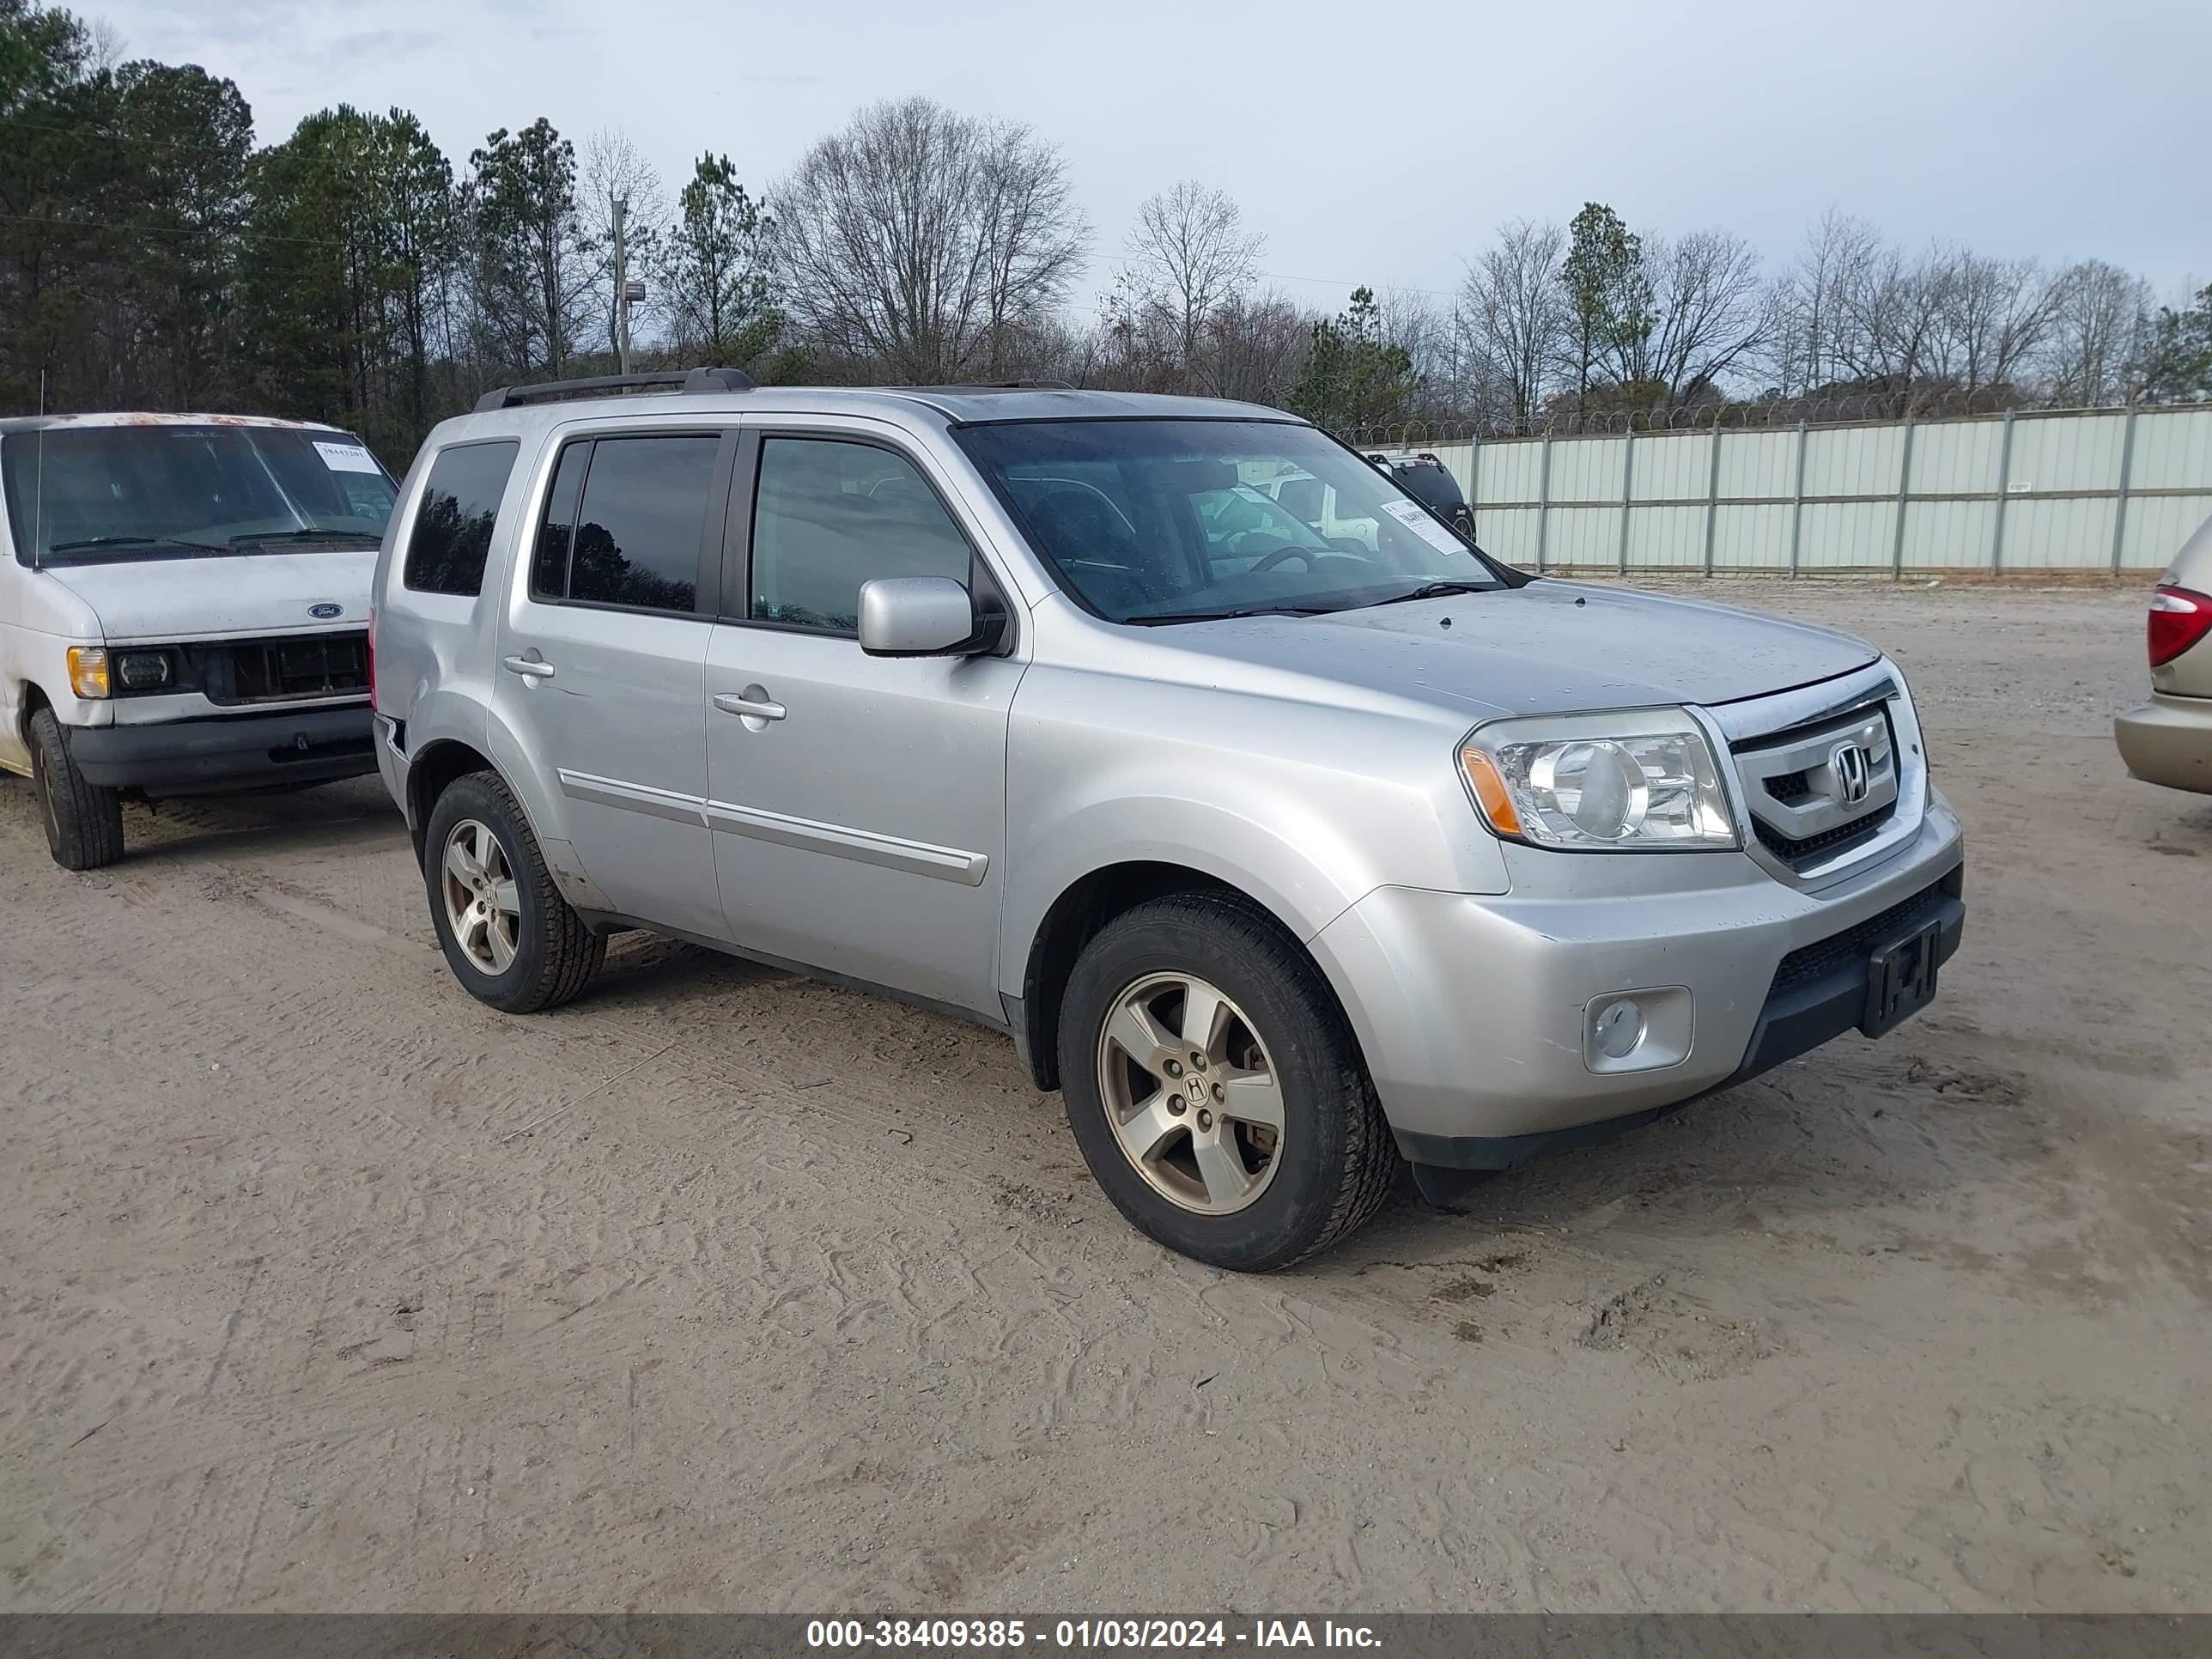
[2116,515,2212,795]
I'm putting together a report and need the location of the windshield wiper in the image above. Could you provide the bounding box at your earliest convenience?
[46,533,232,555]
[228,527,379,545]
[1356,580,1496,609]
[1127,604,1335,625]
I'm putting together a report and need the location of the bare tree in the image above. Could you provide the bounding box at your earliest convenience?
[1616,228,1771,407]
[1763,210,1881,397]
[1208,289,1309,405]
[1829,239,1954,406]
[87,16,128,72]
[1455,219,1567,433]
[2042,259,2155,404]
[1124,179,1265,392]
[579,129,665,362]
[773,97,1088,383]
[1931,250,2058,394]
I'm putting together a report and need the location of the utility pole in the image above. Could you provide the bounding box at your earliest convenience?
[611,195,632,376]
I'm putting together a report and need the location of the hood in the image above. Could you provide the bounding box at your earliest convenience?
[1158,579,1878,719]
[36,548,377,643]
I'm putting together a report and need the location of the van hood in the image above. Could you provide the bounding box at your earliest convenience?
[1161,578,1879,718]
[36,548,377,643]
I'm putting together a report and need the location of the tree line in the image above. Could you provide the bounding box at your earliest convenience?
[3,0,2208,466]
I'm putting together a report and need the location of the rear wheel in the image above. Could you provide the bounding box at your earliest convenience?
[423,771,603,1013]
[1058,893,1399,1270]
[29,708,125,871]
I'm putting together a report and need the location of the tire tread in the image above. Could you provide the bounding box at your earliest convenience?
[1065,890,1399,1269]
[30,708,125,870]
[428,770,603,1013]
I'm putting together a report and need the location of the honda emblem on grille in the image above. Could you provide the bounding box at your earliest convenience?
[1832,742,1873,805]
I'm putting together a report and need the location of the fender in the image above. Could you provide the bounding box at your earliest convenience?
[394,683,613,914]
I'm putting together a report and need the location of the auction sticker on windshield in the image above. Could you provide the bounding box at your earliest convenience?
[1378,497,1463,553]
[313,440,381,474]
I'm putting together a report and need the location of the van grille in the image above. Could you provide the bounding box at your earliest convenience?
[185,631,370,705]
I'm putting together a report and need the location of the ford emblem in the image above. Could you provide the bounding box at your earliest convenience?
[308,603,343,619]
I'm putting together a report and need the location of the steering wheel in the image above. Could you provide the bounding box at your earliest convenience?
[1249,545,1317,573]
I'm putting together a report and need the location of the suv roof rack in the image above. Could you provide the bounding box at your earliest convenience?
[474,366,756,413]
[891,380,1075,392]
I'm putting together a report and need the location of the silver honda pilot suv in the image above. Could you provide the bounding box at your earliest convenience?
[369,371,1966,1269]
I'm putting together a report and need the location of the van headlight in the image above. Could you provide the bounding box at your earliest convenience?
[1460,709,1739,850]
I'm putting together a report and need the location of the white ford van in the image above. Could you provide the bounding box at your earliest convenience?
[0,414,398,868]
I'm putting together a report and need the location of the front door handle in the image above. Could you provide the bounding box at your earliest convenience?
[714,690,787,723]
[501,654,556,680]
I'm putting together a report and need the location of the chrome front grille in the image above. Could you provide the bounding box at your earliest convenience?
[1734,702,1899,870]
[1706,662,1927,884]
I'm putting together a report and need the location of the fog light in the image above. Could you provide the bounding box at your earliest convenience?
[1583,987,1694,1075]
[1594,998,1645,1059]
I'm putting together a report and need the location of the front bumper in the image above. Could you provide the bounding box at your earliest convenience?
[69,704,375,794]
[2115,693,2212,796]
[1312,793,1966,1165]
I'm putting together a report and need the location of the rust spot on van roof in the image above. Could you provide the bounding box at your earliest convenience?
[5,411,343,433]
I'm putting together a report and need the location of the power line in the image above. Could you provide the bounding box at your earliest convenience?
[1259,270,1459,302]
[0,210,342,250]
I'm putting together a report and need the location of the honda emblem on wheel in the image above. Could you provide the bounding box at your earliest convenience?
[1832,741,1872,805]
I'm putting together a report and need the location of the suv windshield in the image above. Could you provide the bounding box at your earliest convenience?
[957,419,1504,624]
[3,424,397,567]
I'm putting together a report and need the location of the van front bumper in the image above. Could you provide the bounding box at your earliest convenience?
[1312,796,1965,1168]
[69,704,375,794]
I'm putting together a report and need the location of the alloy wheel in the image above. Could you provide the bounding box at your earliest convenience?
[1096,970,1285,1214]
[441,818,521,974]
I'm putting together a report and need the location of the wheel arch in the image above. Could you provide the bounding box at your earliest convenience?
[1015,858,1372,1094]
[404,737,498,867]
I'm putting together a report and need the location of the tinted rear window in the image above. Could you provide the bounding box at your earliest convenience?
[562,435,718,613]
[1395,463,1463,511]
[403,441,519,596]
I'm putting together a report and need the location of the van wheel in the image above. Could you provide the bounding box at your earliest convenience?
[423,770,603,1013]
[29,708,125,871]
[1058,893,1399,1271]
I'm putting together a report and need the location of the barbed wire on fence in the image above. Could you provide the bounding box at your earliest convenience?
[1336,392,2212,450]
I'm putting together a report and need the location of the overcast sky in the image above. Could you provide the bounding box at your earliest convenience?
[93,0,2210,313]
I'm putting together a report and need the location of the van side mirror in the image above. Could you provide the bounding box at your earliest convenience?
[857,576,1003,658]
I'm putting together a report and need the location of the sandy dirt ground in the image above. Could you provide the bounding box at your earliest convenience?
[1,580,2206,1614]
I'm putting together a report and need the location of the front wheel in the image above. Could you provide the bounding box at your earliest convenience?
[1058,893,1399,1270]
[422,771,604,1013]
[29,708,124,870]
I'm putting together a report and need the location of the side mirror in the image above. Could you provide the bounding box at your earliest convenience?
[858,576,1002,658]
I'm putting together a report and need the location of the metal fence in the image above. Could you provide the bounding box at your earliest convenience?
[1383,404,2212,575]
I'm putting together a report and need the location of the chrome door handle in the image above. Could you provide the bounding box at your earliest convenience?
[714,691,787,722]
[501,655,555,680]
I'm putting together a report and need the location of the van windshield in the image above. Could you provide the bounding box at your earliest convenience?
[3,424,398,567]
[957,419,1502,624]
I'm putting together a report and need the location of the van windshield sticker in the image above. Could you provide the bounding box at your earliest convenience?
[313,440,380,475]
[1379,497,1462,554]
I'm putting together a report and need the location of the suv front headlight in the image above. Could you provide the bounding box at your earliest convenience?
[1460,708,1738,851]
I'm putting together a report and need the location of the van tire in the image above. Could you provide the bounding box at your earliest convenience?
[1057,892,1399,1271]
[29,708,125,871]
[423,770,603,1013]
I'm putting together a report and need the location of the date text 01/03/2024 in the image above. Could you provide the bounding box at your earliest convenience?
[805,1620,1382,1650]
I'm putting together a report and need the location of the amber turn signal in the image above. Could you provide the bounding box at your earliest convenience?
[66,646,110,699]
[1460,746,1521,836]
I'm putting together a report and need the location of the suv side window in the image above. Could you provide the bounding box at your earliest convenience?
[403,441,519,596]
[532,434,720,614]
[749,437,974,635]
